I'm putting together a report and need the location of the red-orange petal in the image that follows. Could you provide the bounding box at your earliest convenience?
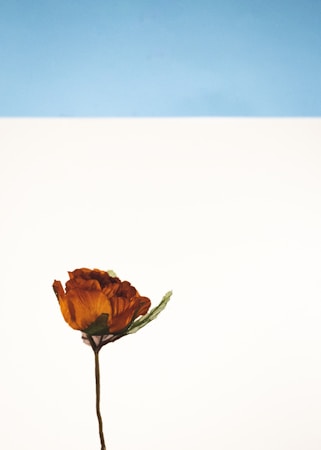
[108,295,151,333]
[53,280,65,301]
[60,288,112,330]
[66,277,101,292]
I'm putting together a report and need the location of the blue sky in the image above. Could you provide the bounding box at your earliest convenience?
[0,0,320,116]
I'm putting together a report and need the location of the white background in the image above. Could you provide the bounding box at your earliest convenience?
[0,118,321,450]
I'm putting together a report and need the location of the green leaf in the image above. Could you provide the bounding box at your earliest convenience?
[126,291,172,335]
[82,313,109,335]
[107,270,118,278]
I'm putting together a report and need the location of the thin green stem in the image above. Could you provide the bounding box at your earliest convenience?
[94,349,106,450]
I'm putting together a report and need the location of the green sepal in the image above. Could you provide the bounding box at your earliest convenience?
[126,291,172,335]
[82,313,109,336]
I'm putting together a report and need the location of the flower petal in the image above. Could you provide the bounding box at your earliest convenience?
[60,288,112,330]
[69,268,120,288]
[53,280,65,301]
[66,277,101,292]
[109,294,151,333]
[127,291,172,335]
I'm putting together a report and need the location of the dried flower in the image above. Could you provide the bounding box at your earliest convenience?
[53,268,151,338]
[52,267,171,450]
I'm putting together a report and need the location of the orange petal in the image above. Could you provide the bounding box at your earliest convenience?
[66,277,101,292]
[108,304,137,333]
[53,280,65,301]
[108,295,151,333]
[136,296,151,316]
[60,288,112,330]
[68,268,93,279]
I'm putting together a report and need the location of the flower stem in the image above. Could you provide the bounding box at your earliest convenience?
[94,349,106,450]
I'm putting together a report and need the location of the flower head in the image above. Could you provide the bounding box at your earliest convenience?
[53,268,151,338]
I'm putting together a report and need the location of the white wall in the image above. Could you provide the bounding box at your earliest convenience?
[1,118,320,450]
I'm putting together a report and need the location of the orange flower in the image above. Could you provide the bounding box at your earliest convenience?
[53,268,151,337]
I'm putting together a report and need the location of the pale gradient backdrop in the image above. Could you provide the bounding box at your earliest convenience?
[0,118,321,450]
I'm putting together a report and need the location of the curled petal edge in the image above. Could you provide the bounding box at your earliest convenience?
[126,291,172,335]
